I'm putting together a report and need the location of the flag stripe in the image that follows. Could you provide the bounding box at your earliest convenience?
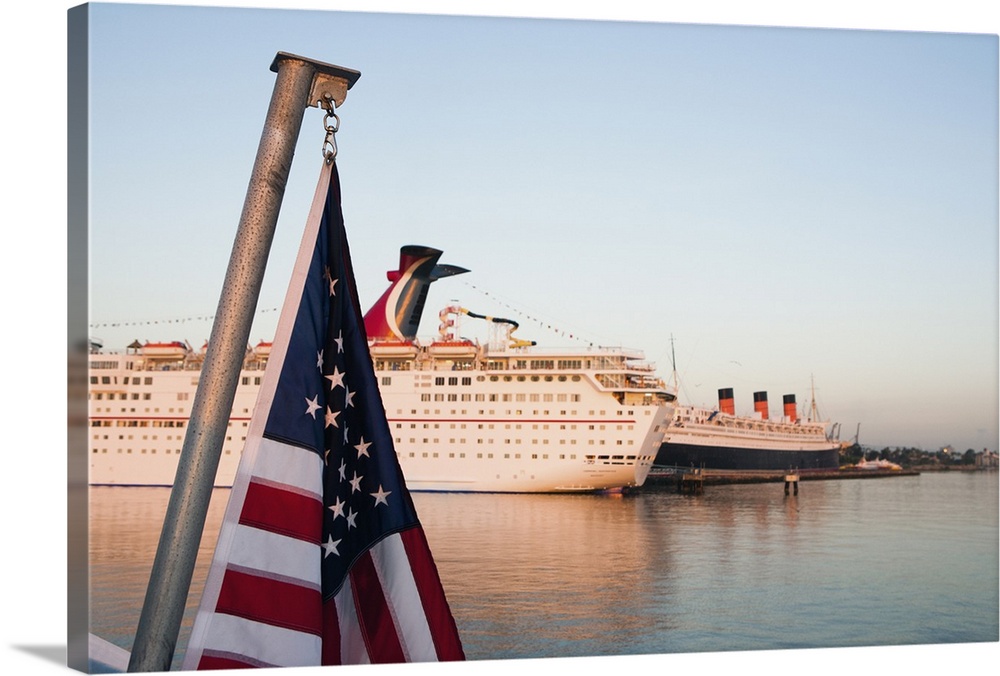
[198,650,270,670]
[194,613,322,668]
[332,576,371,665]
[370,532,436,661]
[253,436,324,495]
[400,527,467,660]
[226,526,320,587]
[238,480,322,543]
[350,550,408,663]
[216,567,323,635]
[321,592,342,665]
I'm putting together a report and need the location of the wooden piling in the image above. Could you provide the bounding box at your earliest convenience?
[784,473,799,495]
[678,469,705,494]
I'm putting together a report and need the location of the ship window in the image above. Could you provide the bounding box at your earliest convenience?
[435,377,445,386]
[448,377,458,386]
[462,377,472,386]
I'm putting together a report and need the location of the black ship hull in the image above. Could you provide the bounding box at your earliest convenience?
[656,442,840,471]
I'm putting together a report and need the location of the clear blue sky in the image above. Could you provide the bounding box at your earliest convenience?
[3,3,998,676]
[81,2,997,454]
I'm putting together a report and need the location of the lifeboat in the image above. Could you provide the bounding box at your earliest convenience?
[427,340,478,358]
[141,341,188,358]
[369,340,420,358]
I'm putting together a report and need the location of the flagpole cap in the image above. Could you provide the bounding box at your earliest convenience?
[270,52,361,108]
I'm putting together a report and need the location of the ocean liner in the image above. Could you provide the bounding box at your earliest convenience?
[88,246,676,492]
[655,385,841,471]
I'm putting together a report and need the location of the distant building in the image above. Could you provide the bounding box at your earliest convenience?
[975,450,999,469]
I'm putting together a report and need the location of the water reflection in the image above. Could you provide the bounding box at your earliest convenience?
[411,492,674,659]
[87,473,998,665]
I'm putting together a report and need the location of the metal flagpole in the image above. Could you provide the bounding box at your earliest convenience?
[127,53,360,673]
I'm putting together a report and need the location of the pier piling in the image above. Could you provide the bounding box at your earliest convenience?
[678,469,705,494]
[784,473,799,495]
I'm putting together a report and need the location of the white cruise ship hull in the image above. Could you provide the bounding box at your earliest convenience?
[88,352,673,492]
[382,369,671,492]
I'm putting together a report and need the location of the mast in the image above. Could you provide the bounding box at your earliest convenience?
[669,334,680,392]
[809,373,821,421]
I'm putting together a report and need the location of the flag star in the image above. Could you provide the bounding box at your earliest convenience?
[371,485,391,507]
[355,437,372,458]
[345,387,355,408]
[322,265,337,294]
[316,349,323,369]
[343,424,350,444]
[325,366,345,390]
[304,395,322,419]
[349,471,363,493]
[325,406,340,429]
[338,459,347,481]
[328,495,345,520]
[334,331,344,353]
[345,507,358,530]
[323,534,341,558]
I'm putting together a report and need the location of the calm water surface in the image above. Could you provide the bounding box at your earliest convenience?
[88,471,998,666]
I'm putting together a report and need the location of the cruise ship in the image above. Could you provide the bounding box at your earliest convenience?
[655,386,841,471]
[88,246,676,492]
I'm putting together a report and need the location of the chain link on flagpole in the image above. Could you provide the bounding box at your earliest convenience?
[321,94,340,163]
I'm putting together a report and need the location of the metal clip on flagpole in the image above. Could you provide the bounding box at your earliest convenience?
[127,53,360,673]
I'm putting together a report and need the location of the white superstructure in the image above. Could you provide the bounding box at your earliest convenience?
[87,337,674,492]
[665,404,838,452]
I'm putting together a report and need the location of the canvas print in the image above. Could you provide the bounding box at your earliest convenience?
[66,2,997,674]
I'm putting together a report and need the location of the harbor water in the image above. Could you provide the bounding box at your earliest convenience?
[88,471,998,667]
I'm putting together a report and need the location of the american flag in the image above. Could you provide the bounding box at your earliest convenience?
[182,160,465,669]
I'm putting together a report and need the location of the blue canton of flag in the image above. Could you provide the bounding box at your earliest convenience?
[183,160,464,669]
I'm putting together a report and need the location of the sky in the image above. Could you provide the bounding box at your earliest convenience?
[75,1,998,455]
[1,3,999,673]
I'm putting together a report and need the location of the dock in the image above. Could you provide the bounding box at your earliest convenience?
[643,466,920,492]
[676,469,705,494]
